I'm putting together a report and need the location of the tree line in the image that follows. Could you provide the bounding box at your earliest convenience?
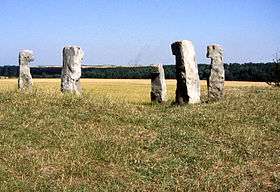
[0,63,278,82]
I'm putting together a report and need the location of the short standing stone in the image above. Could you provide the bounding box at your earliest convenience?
[61,46,84,94]
[207,45,224,101]
[18,50,34,91]
[171,40,200,104]
[150,64,167,103]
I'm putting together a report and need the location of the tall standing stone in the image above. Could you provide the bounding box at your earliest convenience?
[207,45,224,101]
[18,50,34,91]
[150,64,167,103]
[171,40,200,105]
[61,46,84,94]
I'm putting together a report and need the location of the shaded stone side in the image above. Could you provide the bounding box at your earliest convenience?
[151,64,167,103]
[18,50,34,91]
[171,40,200,105]
[61,46,84,94]
[207,45,224,101]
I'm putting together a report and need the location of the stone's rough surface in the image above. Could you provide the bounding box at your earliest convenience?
[18,50,34,91]
[150,64,167,103]
[61,46,84,94]
[207,45,224,101]
[171,40,200,104]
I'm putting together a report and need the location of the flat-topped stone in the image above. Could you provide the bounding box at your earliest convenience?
[61,46,84,94]
[171,40,200,104]
[150,64,167,103]
[207,44,224,101]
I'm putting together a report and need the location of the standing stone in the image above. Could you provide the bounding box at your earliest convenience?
[207,45,224,101]
[61,46,84,94]
[18,50,34,91]
[150,64,167,103]
[171,40,200,105]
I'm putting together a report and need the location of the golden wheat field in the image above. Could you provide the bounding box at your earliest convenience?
[0,79,279,192]
[0,79,268,103]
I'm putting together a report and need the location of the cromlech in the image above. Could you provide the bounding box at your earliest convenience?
[207,44,224,101]
[150,64,167,103]
[171,40,200,105]
[18,50,34,91]
[61,46,84,94]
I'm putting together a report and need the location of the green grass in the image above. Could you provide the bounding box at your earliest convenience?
[0,79,279,191]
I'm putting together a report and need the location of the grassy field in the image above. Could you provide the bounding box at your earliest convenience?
[0,79,279,191]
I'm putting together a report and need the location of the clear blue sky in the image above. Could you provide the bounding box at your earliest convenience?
[0,0,279,66]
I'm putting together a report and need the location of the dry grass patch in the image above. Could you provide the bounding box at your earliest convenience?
[0,79,278,191]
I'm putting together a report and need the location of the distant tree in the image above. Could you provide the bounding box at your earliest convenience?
[266,52,280,87]
[0,63,278,81]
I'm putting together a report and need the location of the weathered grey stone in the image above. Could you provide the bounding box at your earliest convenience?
[18,50,34,91]
[171,40,200,104]
[150,64,167,103]
[207,44,224,101]
[61,46,84,94]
